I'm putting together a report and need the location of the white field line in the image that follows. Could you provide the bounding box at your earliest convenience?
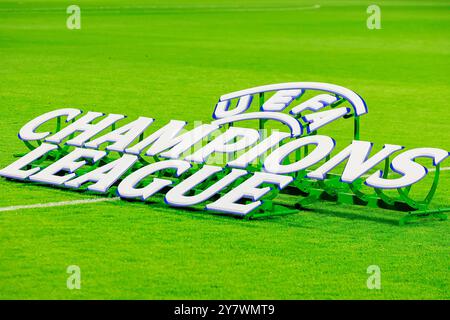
[429,167,450,172]
[0,4,321,13]
[0,197,120,213]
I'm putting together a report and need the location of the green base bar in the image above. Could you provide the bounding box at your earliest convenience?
[399,208,450,226]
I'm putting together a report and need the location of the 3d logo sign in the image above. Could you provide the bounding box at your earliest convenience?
[1,82,448,224]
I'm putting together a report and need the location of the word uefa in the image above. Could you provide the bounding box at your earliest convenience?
[0,82,448,219]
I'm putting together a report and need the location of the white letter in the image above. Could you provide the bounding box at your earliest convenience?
[118,160,191,200]
[367,5,381,30]
[367,265,381,289]
[206,172,292,215]
[19,108,81,141]
[185,127,260,163]
[165,166,247,206]
[307,141,403,182]
[66,265,81,289]
[303,108,350,133]
[84,117,154,152]
[213,95,252,119]
[365,148,449,189]
[264,135,335,174]
[46,112,125,146]
[29,148,106,185]
[0,143,58,179]
[64,154,138,192]
[262,89,303,111]
[227,132,290,168]
[126,120,218,158]
[66,5,81,30]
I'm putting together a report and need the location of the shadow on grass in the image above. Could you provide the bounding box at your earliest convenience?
[297,204,401,226]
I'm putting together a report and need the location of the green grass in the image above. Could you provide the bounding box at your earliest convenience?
[0,0,449,299]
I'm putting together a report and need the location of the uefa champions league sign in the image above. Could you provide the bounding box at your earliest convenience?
[1,82,448,223]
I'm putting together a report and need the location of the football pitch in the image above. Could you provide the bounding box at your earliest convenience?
[0,0,449,299]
